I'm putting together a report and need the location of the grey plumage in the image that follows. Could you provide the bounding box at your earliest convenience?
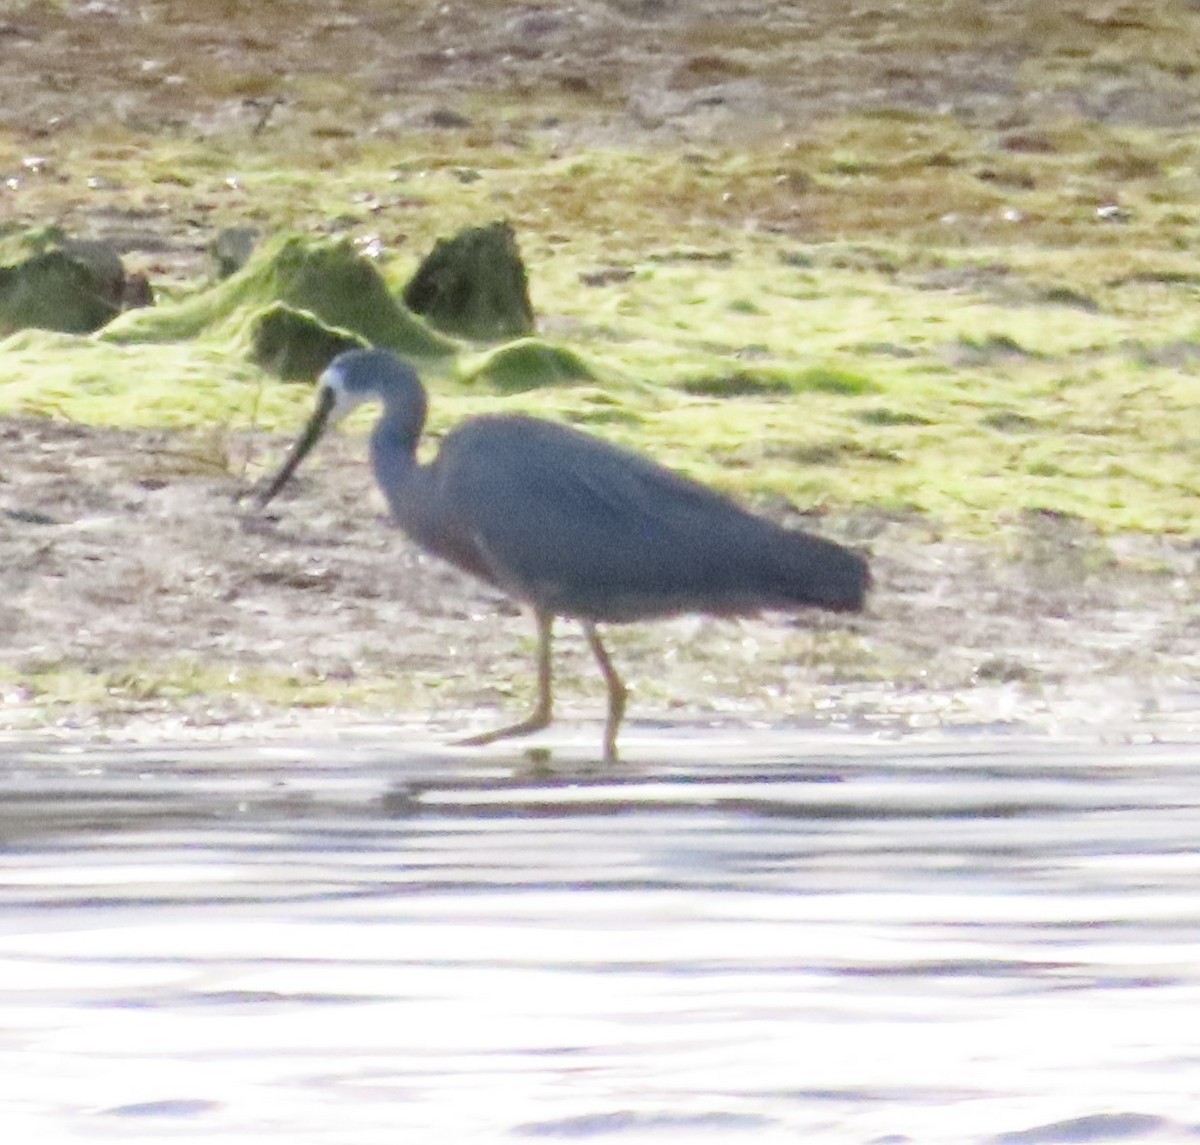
[258,348,869,760]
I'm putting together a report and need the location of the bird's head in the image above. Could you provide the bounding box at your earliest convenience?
[320,347,417,419]
[255,348,422,508]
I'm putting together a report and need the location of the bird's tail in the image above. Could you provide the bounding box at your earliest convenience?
[773,530,871,613]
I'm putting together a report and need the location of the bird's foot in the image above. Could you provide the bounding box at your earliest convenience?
[453,710,552,749]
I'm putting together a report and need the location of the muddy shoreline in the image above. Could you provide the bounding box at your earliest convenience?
[1,415,1195,745]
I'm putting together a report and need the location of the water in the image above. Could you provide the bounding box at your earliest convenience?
[2,728,1199,1143]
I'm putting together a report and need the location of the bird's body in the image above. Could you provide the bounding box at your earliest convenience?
[259,348,870,760]
[376,411,866,623]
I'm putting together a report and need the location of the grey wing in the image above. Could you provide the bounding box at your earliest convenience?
[436,417,866,621]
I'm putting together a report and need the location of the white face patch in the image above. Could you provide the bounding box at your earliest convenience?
[318,363,367,426]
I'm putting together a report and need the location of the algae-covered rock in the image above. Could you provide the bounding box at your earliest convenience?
[59,240,128,306]
[0,249,122,335]
[104,234,455,360]
[462,338,596,393]
[0,227,150,335]
[210,227,259,279]
[403,221,535,342]
[249,302,368,381]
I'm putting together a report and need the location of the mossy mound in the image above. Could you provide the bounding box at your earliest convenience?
[0,251,120,336]
[209,227,260,280]
[103,234,455,360]
[461,338,597,393]
[249,303,368,381]
[403,221,535,342]
[0,227,138,336]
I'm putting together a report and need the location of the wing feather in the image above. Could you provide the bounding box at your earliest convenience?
[426,415,866,621]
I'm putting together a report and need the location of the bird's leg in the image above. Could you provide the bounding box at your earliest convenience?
[455,610,554,748]
[581,621,627,764]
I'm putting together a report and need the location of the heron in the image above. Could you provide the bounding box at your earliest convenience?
[258,347,870,761]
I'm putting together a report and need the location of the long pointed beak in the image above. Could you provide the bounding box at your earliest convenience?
[256,386,337,508]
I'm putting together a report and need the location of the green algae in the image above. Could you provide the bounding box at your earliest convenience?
[102,234,456,360]
[403,220,535,341]
[209,227,260,280]
[249,302,368,382]
[0,124,1197,538]
[0,225,132,335]
[460,338,598,393]
[0,250,119,335]
[0,331,302,431]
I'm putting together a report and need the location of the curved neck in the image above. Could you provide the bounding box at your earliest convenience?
[369,394,426,521]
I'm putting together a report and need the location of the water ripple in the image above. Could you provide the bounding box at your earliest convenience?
[1,731,1198,1143]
